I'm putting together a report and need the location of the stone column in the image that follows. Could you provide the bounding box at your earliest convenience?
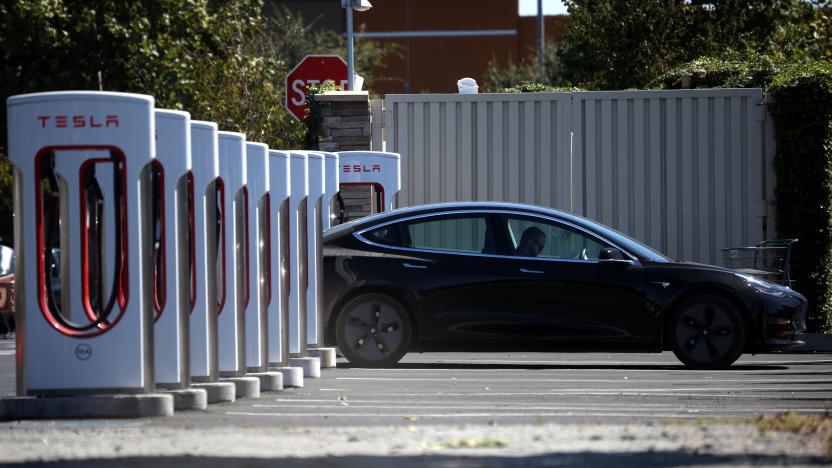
[313,91,371,152]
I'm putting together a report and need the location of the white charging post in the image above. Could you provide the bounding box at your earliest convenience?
[288,152,308,358]
[216,132,248,378]
[152,109,192,390]
[337,151,401,213]
[4,91,172,418]
[287,152,319,378]
[305,152,325,349]
[243,143,271,374]
[188,121,219,383]
[266,150,290,367]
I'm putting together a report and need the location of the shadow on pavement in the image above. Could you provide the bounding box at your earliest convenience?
[5,452,831,467]
[339,362,788,372]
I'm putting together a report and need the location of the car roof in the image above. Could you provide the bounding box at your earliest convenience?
[326,201,590,237]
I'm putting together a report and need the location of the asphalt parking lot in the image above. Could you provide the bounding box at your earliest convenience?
[1,338,831,465]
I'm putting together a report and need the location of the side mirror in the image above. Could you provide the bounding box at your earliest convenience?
[598,247,633,265]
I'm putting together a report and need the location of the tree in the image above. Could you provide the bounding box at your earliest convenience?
[553,0,832,90]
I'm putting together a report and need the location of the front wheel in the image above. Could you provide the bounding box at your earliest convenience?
[335,293,412,368]
[669,295,746,369]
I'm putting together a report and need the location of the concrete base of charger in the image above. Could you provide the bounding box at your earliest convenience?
[220,377,260,399]
[248,372,283,391]
[289,357,321,378]
[269,367,304,388]
[163,388,208,410]
[191,382,236,404]
[0,394,173,420]
[307,347,337,368]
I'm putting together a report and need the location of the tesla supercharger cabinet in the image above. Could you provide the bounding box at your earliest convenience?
[338,151,401,214]
[6,91,159,401]
[305,152,325,350]
[287,152,319,378]
[322,152,340,231]
[243,142,269,373]
[303,152,336,369]
[188,121,220,384]
[266,151,303,388]
[216,132,248,379]
[152,109,192,391]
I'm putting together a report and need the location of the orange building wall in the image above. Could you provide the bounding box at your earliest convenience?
[266,0,570,95]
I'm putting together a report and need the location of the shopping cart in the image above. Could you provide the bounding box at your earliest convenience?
[721,239,797,287]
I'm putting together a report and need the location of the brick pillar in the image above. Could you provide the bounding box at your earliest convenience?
[313,91,371,152]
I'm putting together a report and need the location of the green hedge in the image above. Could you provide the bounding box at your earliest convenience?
[657,56,832,332]
[767,62,832,333]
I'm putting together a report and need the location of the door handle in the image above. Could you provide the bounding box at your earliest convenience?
[519,268,544,274]
[403,262,428,270]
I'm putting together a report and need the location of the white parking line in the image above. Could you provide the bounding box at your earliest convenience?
[362,391,831,399]
[251,403,827,413]
[396,358,832,366]
[335,377,832,385]
[225,409,832,419]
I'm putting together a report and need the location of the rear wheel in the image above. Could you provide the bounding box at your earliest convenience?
[669,295,745,369]
[336,293,412,368]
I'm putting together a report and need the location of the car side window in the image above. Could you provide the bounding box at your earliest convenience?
[364,224,404,247]
[405,215,488,254]
[507,216,607,260]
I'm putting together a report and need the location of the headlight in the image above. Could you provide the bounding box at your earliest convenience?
[735,273,792,297]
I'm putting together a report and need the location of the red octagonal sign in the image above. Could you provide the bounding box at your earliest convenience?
[285,55,349,122]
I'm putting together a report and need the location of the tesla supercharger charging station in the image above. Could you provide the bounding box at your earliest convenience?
[7,91,157,398]
[266,151,303,387]
[305,153,325,351]
[152,110,192,390]
[338,151,401,214]
[216,132,248,379]
[287,152,319,377]
[322,153,340,230]
[188,121,219,384]
[243,142,268,373]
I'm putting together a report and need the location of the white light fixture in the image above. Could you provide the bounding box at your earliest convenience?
[341,0,373,90]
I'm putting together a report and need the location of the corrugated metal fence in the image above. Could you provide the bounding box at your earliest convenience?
[381,89,775,265]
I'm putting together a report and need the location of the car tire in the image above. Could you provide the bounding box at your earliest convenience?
[669,295,745,369]
[335,293,412,368]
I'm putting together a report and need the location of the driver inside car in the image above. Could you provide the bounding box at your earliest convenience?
[516,226,546,257]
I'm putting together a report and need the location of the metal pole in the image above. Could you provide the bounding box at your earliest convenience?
[346,4,355,90]
[537,0,545,76]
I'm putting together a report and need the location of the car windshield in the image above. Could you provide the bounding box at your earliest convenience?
[578,219,672,263]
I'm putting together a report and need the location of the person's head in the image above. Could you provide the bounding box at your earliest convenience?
[517,226,545,257]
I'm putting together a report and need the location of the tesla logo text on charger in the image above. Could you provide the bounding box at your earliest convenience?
[343,164,381,173]
[37,115,119,128]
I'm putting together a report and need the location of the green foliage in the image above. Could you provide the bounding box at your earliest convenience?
[496,82,580,94]
[555,0,832,90]
[648,51,780,89]
[767,62,832,332]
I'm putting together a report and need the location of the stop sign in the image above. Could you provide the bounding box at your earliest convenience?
[285,55,349,121]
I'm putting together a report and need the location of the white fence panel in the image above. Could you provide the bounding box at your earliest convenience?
[383,89,772,265]
[385,93,573,212]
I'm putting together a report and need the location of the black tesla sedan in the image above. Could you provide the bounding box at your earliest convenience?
[321,202,806,369]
